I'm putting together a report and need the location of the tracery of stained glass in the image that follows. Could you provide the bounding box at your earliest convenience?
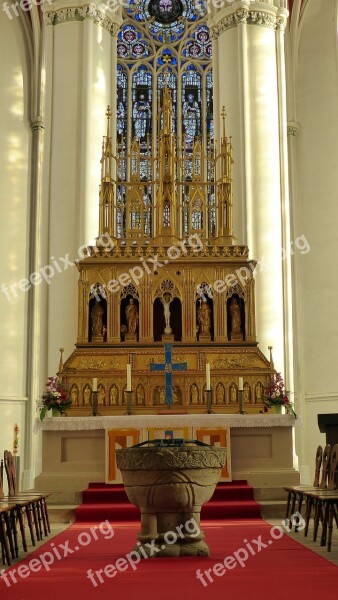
[116,0,213,239]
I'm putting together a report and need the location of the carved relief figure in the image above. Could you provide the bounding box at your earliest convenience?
[230,297,241,335]
[110,385,118,405]
[190,384,199,404]
[125,298,139,334]
[197,301,211,335]
[91,302,104,337]
[136,385,145,405]
[230,383,237,403]
[97,384,106,405]
[243,382,250,404]
[216,383,225,404]
[255,382,263,403]
[83,384,91,405]
[70,386,79,406]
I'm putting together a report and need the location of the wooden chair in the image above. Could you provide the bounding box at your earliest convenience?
[305,443,338,551]
[0,459,35,552]
[0,504,16,566]
[4,450,50,539]
[283,445,328,531]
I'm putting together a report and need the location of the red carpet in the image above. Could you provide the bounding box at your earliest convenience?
[1,520,337,600]
[75,480,261,522]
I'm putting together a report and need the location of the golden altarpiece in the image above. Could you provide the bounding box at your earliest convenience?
[59,85,275,414]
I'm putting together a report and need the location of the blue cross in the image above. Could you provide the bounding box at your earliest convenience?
[150,343,187,406]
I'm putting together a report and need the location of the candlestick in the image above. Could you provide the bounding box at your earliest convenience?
[127,364,132,391]
[238,377,243,391]
[205,389,214,414]
[92,391,98,417]
[239,389,244,413]
[206,363,211,391]
[93,378,98,392]
[124,390,134,415]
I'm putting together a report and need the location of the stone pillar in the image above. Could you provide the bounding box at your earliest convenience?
[42,1,122,371]
[210,0,289,371]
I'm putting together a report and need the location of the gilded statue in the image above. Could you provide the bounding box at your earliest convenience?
[83,384,91,405]
[110,385,118,405]
[244,382,250,404]
[197,301,211,335]
[91,302,104,337]
[70,386,79,406]
[136,385,145,406]
[230,383,237,403]
[190,384,199,404]
[125,298,139,334]
[255,382,263,403]
[216,384,225,404]
[230,297,241,335]
[97,384,105,405]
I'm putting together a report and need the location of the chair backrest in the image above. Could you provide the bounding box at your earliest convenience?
[319,444,331,489]
[327,444,338,491]
[313,445,323,487]
[0,460,5,499]
[4,450,18,496]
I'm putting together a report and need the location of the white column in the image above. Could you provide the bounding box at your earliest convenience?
[42,2,122,372]
[210,0,289,372]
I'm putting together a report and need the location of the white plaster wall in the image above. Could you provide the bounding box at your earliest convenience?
[294,0,338,478]
[44,20,113,374]
[0,13,30,477]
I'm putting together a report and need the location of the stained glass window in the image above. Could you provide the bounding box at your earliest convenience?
[116,0,213,238]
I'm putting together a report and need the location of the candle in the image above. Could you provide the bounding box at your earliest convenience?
[127,364,132,391]
[206,363,211,391]
[239,377,243,391]
[92,378,97,392]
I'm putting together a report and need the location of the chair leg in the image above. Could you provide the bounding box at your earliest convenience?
[327,503,334,552]
[0,514,11,566]
[9,511,19,558]
[42,499,51,534]
[16,507,28,552]
[304,496,313,537]
[3,512,15,560]
[31,501,41,541]
[25,505,36,546]
[285,492,292,521]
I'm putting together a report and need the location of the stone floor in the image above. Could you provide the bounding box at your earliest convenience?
[3,519,338,570]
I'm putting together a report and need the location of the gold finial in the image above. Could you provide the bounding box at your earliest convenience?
[13,424,19,455]
[221,106,226,139]
[59,347,64,379]
[268,346,274,369]
[106,105,112,138]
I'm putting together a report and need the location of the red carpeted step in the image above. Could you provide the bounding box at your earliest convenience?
[75,502,140,522]
[75,480,261,522]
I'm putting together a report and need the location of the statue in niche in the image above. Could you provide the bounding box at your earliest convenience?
[125,298,139,334]
[159,387,166,404]
[110,385,118,405]
[255,382,263,403]
[83,384,91,405]
[161,293,173,333]
[91,302,104,337]
[136,385,145,406]
[244,382,250,404]
[190,384,199,404]
[197,301,211,335]
[230,297,242,336]
[70,386,79,406]
[230,383,237,403]
[97,384,105,405]
[216,384,225,404]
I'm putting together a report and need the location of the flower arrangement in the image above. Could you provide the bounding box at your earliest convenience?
[38,376,72,421]
[260,372,297,418]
